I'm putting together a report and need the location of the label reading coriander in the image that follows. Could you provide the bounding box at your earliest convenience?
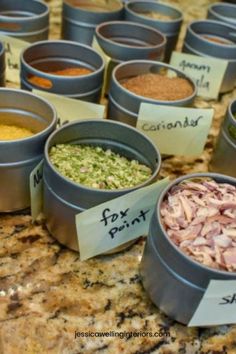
[30,160,44,221]
[33,90,105,126]
[137,103,214,156]
[76,178,169,260]
[0,34,28,84]
[170,51,228,99]
[189,280,236,327]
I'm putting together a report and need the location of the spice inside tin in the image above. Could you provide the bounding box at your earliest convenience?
[202,34,234,45]
[65,0,122,12]
[161,178,236,272]
[121,73,194,101]
[28,67,93,89]
[0,124,33,140]
[49,144,152,189]
[135,11,174,21]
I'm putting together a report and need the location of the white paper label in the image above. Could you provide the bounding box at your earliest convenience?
[137,104,214,156]
[33,90,105,125]
[189,280,236,327]
[0,34,28,84]
[170,51,228,99]
[76,178,169,261]
[30,160,44,221]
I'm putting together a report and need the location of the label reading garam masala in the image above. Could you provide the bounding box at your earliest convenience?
[0,34,28,84]
[76,178,169,260]
[170,51,228,99]
[137,104,213,156]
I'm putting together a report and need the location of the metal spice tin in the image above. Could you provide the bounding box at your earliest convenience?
[107,60,197,127]
[140,172,236,325]
[210,99,236,178]
[95,20,166,92]
[124,0,183,62]
[43,119,161,251]
[20,40,105,102]
[0,42,5,87]
[0,88,57,212]
[62,0,124,46]
[207,3,236,27]
[0,0,49,42]
[183,19,236,93]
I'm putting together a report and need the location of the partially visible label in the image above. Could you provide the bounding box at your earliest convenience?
[30,160,44,221]
[33,90,105,126]
[0,34,28,84]
[137,103,214,156]
[92,36,111,96]
[170,51,228,99]
[76,178,169,261]
[189,280,236,327]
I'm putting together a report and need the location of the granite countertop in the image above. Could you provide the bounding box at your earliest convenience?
[1,0,236,353]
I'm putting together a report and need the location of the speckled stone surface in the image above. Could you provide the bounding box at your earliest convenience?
[1,1,236,353]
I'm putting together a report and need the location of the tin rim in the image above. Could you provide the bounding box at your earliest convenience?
[0,0,49,22]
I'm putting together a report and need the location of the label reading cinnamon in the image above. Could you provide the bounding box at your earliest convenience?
[33,90,105,125]
[30,160,44,222]
[0,34,28,84]
[75,178,169,260]
[170,51,228,99]
[137,104,214,156]
[188,280,236,327]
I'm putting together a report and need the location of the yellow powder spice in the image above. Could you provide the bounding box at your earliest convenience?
[0,124,34,140]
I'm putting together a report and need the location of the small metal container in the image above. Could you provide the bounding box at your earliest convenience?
[207,3,236,27]
[0,42,5,87]
[183,20,236,93]
[0,88,57,212]
[124,1,183,62]
[108,60,197,127]
[210,100,236,178]
[20,40,105,103]
[62,0,124,46]
[95,20,166,92]
[0,0,49,42]
[140,172,236,325]
[43,119,161,251]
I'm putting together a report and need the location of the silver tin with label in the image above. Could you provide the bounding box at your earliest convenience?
[124,0,182,62]
[107,60,197,127]
[140,172,236,325]
[183,20,236,93]
[43,119,161,251]
[20,40,105,103]
[62,0,123,46]
[0,0,49,42]
[210,100,236,178]
[0,88,57,212]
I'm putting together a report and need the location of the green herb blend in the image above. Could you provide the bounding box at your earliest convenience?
[49,144,152,189]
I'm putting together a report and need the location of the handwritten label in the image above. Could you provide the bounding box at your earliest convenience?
[0,34,28,84]
[137,104,214,156]
[76,178,169,260]
[32,90,105,125]
[170,51,228,99]
[189,280,236,327]
[30,160,44,221]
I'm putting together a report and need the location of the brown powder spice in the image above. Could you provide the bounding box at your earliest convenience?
[121,73,194,101]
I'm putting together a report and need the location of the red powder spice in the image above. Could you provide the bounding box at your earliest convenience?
[121,73,194,101]
[202,35,233,45]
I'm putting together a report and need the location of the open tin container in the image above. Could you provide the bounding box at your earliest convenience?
[0,0,49,42]
[62,0,124,45]
[107,60,197,127]
[95,20,166,92]
[43,119,161,251]
[140,172,236,325]
[210,99,236,178]
[20,40,105,103]
[0,88,57,212]
[207,2,236,27]
[183,19,236,93]
[124,0,183,62]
